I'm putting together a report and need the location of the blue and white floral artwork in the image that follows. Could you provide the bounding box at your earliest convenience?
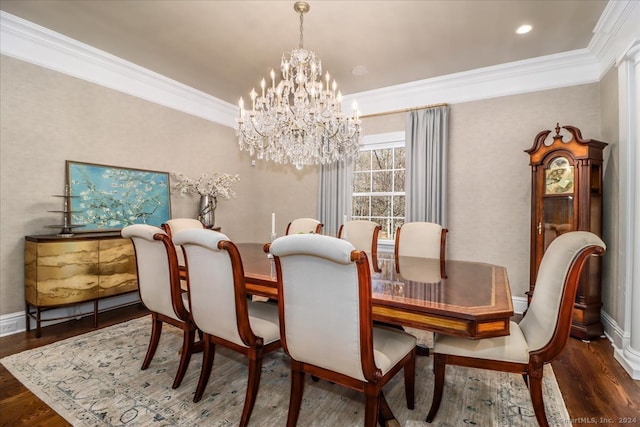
[67,161,171,230]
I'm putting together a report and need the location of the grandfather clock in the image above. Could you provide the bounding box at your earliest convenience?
[525,124,607,340]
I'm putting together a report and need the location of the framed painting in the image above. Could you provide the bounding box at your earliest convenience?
[66,161,171,231]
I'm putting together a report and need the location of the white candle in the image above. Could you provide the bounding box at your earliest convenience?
[271,213,276,234]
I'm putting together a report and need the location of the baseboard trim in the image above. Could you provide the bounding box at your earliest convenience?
[601,310,640,379]
[0,293,141,337]
[512,296,528,315]
[601,309,626,349]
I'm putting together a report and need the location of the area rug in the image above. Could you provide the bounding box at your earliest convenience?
[1,316,570,426]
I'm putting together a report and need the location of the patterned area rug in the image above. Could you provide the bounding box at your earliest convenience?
[1,316,570,426]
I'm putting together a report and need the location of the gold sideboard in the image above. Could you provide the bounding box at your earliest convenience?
[25,232,138,337]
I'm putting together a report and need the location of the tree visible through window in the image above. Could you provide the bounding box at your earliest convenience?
[352,133,405,241]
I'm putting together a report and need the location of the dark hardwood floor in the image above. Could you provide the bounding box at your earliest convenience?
[1,305,639,426]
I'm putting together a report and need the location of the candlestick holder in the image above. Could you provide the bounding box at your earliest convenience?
[267,232,277,258]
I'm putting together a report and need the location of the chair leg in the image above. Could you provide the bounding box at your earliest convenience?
[141,315,162,370]
[193,336,216,402]
[404,352,416,410]
[529,372,549,427]
[172,325,195,389]
[426,353,446,423]
[286,361,305,427]
[239,354,264,427]
[363,386,381,427]
[377,391,395,426]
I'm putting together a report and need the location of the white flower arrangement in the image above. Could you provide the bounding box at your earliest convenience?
[171,172,240,200]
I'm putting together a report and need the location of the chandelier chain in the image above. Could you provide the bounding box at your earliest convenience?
[299,9,304,49]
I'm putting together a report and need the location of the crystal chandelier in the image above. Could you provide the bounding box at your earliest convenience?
[236,1,361,170]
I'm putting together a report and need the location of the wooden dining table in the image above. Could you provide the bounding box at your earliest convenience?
[237,243,514,339]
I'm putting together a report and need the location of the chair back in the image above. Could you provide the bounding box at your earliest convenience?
[519,231,605,358]
[121,224,187,322]
[162,218,204,267]
[286,218,323,235]
[173,229,255,348]
[339,220,382,272]
[270,234,374,382]
[395,222,446,259]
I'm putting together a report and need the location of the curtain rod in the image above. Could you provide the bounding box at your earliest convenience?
[359,103,449,119]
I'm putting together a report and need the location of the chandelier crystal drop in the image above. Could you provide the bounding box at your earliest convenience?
[236,1,361,170]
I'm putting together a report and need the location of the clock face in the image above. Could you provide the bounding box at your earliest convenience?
[545,156,574,194]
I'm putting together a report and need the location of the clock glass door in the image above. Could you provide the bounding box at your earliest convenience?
[542,197,574,250]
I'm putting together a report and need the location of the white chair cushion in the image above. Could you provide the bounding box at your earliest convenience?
[173,229,229,249]
[122,224,181,321]
[164,218,203,267]
[397,222,442,259]
[181,292,190,313]
[344,220,377,252]
[433,321,529,364]
[519,231,605,352]
[270,234,353,264]
[174,229,279,348]
[165,218,203,234]
[372,326,417,375]
[271,234,415,381]
[247,301,280,345]
[287,218,321,235]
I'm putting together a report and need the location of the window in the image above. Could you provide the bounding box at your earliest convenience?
[352,132,405,242]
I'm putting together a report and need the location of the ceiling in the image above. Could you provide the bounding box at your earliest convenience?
[0,0,608,106]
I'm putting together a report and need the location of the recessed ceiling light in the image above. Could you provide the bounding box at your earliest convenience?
[516,24,532,35]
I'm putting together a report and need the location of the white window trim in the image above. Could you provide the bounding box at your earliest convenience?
[358,131,406,253]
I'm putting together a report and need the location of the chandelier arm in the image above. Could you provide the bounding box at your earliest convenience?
[247,120,270,138]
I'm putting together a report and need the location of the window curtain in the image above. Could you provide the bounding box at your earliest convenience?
[318,159,353,236]
[405,106,449,226]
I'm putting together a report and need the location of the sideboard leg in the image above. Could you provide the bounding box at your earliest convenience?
[35,307,42,338]
[25,302,31,332]
[93,300,99,328]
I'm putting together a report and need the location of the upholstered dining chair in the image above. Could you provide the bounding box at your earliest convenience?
[426,231,606,427]
[285,217,323,235]
[161,218,204,281]
[395,222,448,278]
[269,234,417,427]
[121,224,197,389]
[338,219,382,272]
[172,229,281,426]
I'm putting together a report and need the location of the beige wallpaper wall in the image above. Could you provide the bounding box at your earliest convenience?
[0,54,611,320]
[447,85,602,299]
[0,55,317,315]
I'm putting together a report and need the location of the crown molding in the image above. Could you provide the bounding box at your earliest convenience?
[344,49,601,116]
[2,1,638,127]
[0,11,238,128]
[590,0,640,77]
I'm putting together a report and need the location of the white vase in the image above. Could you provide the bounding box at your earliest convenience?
[198,195,216,228]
